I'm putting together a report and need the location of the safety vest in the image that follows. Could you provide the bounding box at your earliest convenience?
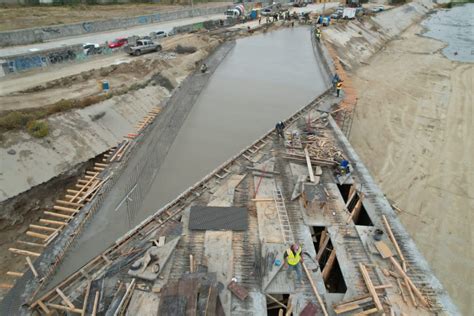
[286,248,301,266]
[336,82,342,89]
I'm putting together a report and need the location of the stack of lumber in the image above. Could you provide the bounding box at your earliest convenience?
[306,136,345,162]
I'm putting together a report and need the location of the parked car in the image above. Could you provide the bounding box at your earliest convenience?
[124,39,162,56]
[82,43,100,55]
[371,6,384,13]
[150,30,168,39]
[108,38,128,49]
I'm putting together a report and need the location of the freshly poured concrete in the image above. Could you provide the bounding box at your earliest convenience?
[140,26,328,216]
[46,27,328,287]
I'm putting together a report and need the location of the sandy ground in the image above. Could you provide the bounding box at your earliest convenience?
[0,2,230,31]
[349,23,473,314]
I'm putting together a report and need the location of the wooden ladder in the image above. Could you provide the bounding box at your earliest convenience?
[273,188,294,245]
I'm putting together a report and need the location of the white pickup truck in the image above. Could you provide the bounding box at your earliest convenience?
[125,39,162,56]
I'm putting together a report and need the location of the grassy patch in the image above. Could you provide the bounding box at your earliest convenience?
[26,120,49,138]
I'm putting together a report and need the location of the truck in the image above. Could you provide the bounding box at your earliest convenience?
[124,39,162,56]
[225,4,245,19]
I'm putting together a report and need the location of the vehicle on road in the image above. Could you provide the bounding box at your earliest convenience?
[225,4,245,18]
[124,39,161,56]
[371,5,384,13]
[108,38,128,49]
[292,1,308,7]
[150,30,168,39]
[82,43,100,55]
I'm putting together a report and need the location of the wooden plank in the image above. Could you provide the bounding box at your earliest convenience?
[53,205,80,213]
[404,278,417,307]
[47,303,82,314]
[37,300,51,314]
[0,283,13,289]
[358,263,383,312]
[302,262,329,316]
[265,294,287,309]
[334,297,373,314]
[304,147,315,182]
[17,240,46,248]
[374,241,392,259]
[39,219,67,226]
[29,224,58,232]
[44,211,73,219]
[354,307,379,315]
[26,256,39,279]
[56,200,84,207]
[382,215,407,271]
[26,231,49,240]
[81,282,92,316]
[389,257,428,307]
[91,291,99,316]
[346,193,364,223]
[56,288,75,309]
[322,249,336,282]
[9,248,40,257]
[397,279,407,303]
[6,271,23,277]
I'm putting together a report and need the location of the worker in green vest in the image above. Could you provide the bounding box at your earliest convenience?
[284,244,303,284]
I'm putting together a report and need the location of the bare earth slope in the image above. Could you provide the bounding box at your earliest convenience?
[350,23,473,314]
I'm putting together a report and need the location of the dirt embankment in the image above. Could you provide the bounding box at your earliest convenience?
[323,1,472,313]
[0,2,230,32]
[349,23,473,314]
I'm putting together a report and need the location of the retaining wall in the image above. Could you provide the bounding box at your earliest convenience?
[0,5,229,47]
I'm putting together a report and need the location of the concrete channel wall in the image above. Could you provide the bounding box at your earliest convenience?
[0,5,229,47]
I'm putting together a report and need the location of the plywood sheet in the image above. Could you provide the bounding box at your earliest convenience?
[125,290,159,316]
[204,231,233,316]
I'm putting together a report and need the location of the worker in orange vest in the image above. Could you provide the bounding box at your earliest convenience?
[336,81,343,97]
[284,244,304,284]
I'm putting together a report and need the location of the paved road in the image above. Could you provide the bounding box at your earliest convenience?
[0,3,339,58]
[0,13,225,58]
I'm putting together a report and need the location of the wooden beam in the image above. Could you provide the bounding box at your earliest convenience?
[389,256,428,307]
[265,294,287,309]
[404,278,417,307]
[26,231,50,240]
[382,215,407,271]
[53,205,80,213]
[37,300,51,314]
[358,263,383,312]
[354,307,379,315]
[346,193,364,223]
[39,219,67,226]
[56,199,84,207]
[17,240,46,248]
[65,194,91,202]
[397,279,407,303]
[322,249,336,282]
[44,211,73,220]
[46,303,82,314]
[9,248,40,257]
[26,256,39,279]
[6,271,23,277]
[304,147,315,182]
[316,235,330,261]
[56,288,75,309]
[29,224,58,232]
[82,282,92,316]
[0,283,13,289]
[190,255,194,273]
[92,291,99,316]
[302,262,329,316]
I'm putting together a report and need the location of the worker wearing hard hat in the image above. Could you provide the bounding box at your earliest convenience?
[336,81,343,97]
[284,244,304,284]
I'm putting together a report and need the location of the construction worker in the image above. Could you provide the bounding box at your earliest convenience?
[336,80,343,97]
[275,121,285,138]
[332,73,340,91]
[200,63,208,73]
[284,244,303,284]
[315,28,321,41]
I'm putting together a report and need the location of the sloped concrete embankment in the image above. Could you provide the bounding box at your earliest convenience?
[0,41,236,315]
[322,0,435,70]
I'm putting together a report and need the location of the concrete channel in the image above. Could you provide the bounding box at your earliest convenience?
[0,27,332,310]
